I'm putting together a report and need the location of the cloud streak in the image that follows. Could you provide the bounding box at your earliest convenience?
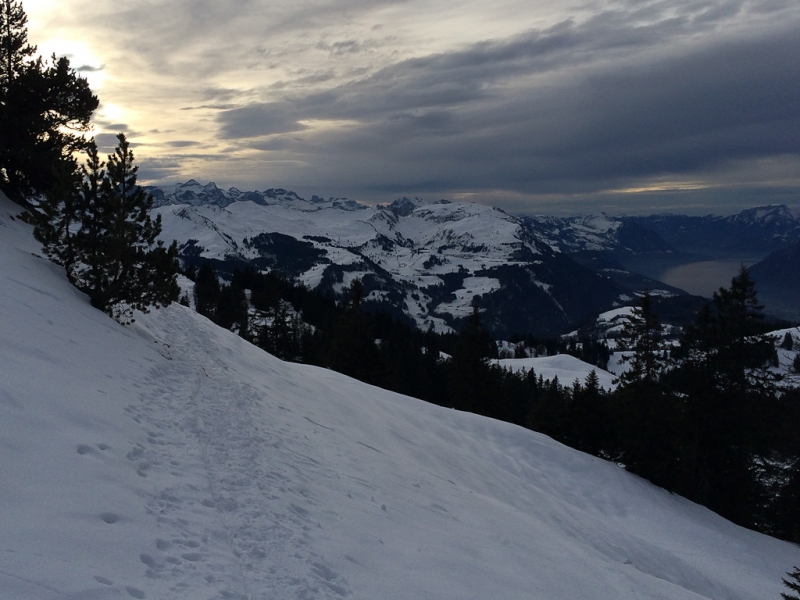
[27,0,800,214]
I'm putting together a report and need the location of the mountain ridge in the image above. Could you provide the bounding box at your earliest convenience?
[147,180,798,333]
[149,182,682,337]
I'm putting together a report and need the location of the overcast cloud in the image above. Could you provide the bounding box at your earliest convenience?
[27,0,800,215]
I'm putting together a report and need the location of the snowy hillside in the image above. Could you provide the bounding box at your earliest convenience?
[2,192,799,599]
[150,182,634,337]
[496,354,618,391]
[523,213,675,256]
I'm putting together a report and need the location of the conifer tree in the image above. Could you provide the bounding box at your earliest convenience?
[37,135,179,321]
[448,306,497,414]
[73,141,106,297]
[96,134,156,309]
[0,0,97,201]
[568,370,610,456]
[783,566,800,600]
[781,332,794,351]
[327,277,385,385]
[194,262,221,320]
[617,291,666,386]
[32,159,82,279]
[0,0,33,88]
[669,268,778,525]
[610,291,687,490]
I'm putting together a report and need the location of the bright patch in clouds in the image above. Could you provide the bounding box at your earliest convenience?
[36,37,107,88]
[25,0,800,215]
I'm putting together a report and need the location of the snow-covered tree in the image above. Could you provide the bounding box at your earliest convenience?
[616,291,666,386]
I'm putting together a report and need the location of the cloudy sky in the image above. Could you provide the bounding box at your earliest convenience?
[27,0,800,215]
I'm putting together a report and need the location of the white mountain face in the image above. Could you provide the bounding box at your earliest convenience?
[151,182,656,337]
[3,191,799,600]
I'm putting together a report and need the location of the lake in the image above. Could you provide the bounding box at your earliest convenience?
[656,259,760,298]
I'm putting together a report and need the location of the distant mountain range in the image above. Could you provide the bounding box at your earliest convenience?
[624,205,800,257]
[148,181,799,335]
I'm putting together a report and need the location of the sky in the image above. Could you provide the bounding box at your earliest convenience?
[26,0,800,215]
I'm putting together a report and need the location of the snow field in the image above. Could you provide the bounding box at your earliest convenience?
[2,193,799,599]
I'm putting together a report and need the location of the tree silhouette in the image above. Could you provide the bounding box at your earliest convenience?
[0,0,97,201]
[36,135,179,321]
[782,566,800,600]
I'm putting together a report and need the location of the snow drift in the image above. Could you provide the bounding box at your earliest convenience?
[1,192,798,599]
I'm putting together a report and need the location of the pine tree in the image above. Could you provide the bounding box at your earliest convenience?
[0,0,33,88]
[616,291,666,386]
[783,567,800,600]
[568,370,610,456]
[607,291,690,490]
[102,134,154,289]
[448,306,497,414]
[37,135,179,321]
[73,141,106,299]
[327,277,385,385]
[32,159,82,279]
[781,332,794,351]
[0,0,97,201]
[669,268,778,526]
[194,262,221,320]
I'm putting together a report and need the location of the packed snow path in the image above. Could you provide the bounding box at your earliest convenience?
[128,312,358,599]
[2,192,799,599]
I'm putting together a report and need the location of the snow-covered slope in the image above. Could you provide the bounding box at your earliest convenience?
[496,354,618,391]
[523,213,675,256]
[2,193,799,599]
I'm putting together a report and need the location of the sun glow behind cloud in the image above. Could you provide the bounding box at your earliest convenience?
[34,37,107,89]
[24,0,800,215]
[610,182,712,194]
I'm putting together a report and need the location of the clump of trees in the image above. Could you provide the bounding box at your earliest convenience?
[2,0,179,320]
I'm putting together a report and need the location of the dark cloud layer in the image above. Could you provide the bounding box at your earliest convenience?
[212,1,800,213]
[37,0,798,214]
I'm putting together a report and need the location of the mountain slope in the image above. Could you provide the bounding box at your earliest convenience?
[151,183,630,337]
[2,193,798,599]
[624,205,800,257]
[748,240,800,321]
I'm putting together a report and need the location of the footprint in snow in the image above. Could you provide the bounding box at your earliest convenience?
[100,513,122,524]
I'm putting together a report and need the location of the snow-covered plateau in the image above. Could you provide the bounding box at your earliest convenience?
[2,191,799,599]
